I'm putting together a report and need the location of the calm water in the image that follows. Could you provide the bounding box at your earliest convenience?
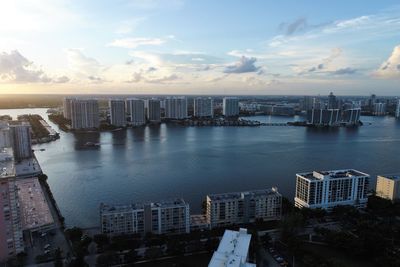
[2,108,400,228]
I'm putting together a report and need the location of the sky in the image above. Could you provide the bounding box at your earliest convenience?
[0,0,400,95]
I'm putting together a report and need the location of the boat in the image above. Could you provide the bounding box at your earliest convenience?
[83,142,101,147]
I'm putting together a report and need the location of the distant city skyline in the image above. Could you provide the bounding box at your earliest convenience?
[0,0,400,95]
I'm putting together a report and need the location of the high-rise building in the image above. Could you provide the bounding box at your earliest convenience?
[206,188,282,228]
[165,97,188,119]
[295,169,370,209]
[62,97,74,120]
[307,109,341,126]
[328,92,338,109]
[194,97,214,117]
[126,98,145,126]
[223,97,239,117]
[109,99,126,127]
[395,99,400,119]
[147,99,161,122]
[100,199,190,236]
[376,174,400,202]
[342,108,361,125]
[9,123,32,160]
[373,102,386,116]
[209,228,256,267]
[0,122,11,149]
[301,96,315,111]
[70,99,100,129]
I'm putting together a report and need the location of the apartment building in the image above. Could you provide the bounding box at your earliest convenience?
[109,99,126,127]
[376,174,400,202]
[126,98,146,126]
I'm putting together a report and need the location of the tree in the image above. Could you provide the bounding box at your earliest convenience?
[54,248,63,267]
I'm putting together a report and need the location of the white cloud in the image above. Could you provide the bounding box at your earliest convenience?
[224,56,261,74]
[374,45,400,79]
[66,49,105,82]
[108,37,166,48]
[115,17,147,34]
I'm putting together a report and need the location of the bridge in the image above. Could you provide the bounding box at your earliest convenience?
[260,122,290,126]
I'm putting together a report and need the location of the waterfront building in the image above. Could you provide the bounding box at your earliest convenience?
[109,99,126,127]
[376,174,400,202]
[295,169,370,209]
[307,109,341,126]
[70,99,100,129]
[147,99,161,123]
[301,96,315,111]
[165,97,188,119]
[126,98,146,126]
[373,102,386,116]
[62,97,74,120]
[209,228,256,267]
[328,92,338,109]
[271,104,295,116]
[206,188,282,229]
[223,97,239,117]
[342,108,361,125]
[194,97,214,117]
[9,122,32,160]
[100,199,190,236]
[0,122,11,149]
[395,99,400,118]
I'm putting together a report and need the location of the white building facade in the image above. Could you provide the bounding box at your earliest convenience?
[109,99,126,127]
[70,99,100,129]
[295,169,370,209]
[62,97,74,120]
[164,97,188,119]
[126,98,146,126]
[194,97,213,117]
[206,188,282,228]
[223,97,239,117]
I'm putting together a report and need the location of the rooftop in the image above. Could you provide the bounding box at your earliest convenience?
[298,169,369,181]
[209,228,256,267]
[378,174,400,181]
[15,177,54,230]
[100,198,188,214]
[14,157,42,177]
[207,187,281,201]
[0,148,15,178]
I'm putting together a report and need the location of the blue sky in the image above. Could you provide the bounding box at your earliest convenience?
[0,0,399,95]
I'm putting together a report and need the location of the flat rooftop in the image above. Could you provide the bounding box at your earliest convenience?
[209,228,256,267]
[15,177,54,230]
[207,188,281,201]
[0,148,15,178]
[14,156,42,177]
[298,169,369,181]
[378,174,400,181]
[101,198,188,214]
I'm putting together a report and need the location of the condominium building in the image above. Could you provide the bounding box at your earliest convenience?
[147,99,161,123]
[100,199,190,236]
[395,99,400,118]
[223,97,239,117]
[209,228,256,267]
[194,97,213,117]
[295,169,370,209]
[62,97,74,120]
[0,122,11,149]
[126,98,145,126]
[307,109,341,126]
[70,99,100,129]
[342,108,361,125]
[206,188,282,228]
[373,102,386,116]
[109,99,126,127]
[164,97,188,119]
[376,174,400,202]
[9,122,32,160]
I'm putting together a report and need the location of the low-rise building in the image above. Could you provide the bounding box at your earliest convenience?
[206,188,282,229]
[100,199,190,236]
[376,174,400,202]
[209,228,256,267]
[295,169,370,209]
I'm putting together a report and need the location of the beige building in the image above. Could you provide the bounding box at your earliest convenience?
[376,175,400,202]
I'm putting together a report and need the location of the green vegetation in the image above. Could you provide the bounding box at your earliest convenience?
[18,114,49,139]
[48,114,70,132]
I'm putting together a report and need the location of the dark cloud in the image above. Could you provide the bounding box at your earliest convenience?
[284,17,308,35]
[224,56,260,74]
[147,67,157,72]
[397,64,400,70]
[88,75,106,83]
[54,76,70,83]
[125,59,134,65]
[332,67,357,75]
[146,74,179,83]
[126,71,179,84]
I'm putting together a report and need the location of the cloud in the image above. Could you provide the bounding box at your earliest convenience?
[115,18,146,34]
[374,45,400,79]
[54,75,70,83]
[332,67,357,75]
[301,48,342,74]
[280,17,308,35]
[125,69,179,84]
[0,50,66,83]
[146,74,179,83]
[127,0,184,10]
[108,37,165,49]
[224,56,261,74]
[66,49,103,78]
